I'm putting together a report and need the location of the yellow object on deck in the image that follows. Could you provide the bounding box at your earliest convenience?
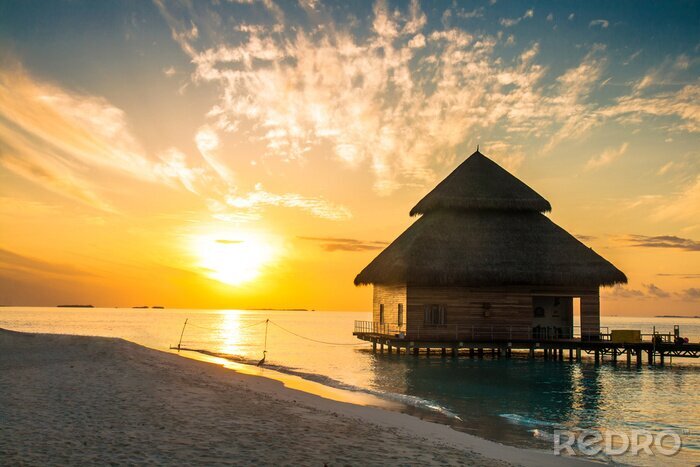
[611,330,642,343]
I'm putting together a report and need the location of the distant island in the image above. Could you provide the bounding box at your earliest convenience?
[132,306,149,309]
[57,305,94,308]
[655,315,700,319]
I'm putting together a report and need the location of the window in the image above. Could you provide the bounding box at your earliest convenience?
[379,304,385,325]
[423,304,446,325]
[398,304,404,327]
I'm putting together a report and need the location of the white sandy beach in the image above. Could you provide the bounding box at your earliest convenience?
[0,329,594,466]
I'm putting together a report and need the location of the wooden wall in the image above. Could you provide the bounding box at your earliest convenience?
[403,285,600,339]
[406,286,532,336]
[372,285,406,331]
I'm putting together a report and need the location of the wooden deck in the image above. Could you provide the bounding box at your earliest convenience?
[353,321,700,365]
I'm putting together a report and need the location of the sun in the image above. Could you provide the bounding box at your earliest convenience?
[192,231,277,286]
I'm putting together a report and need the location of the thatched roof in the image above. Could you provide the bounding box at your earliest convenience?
[355,151,627,287]
[410,151,551,216]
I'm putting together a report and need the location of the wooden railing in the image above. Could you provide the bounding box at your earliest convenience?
[353,321,406,336]
[353,320,610,341]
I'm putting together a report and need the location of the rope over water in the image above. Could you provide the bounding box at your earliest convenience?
[172,316,366,365]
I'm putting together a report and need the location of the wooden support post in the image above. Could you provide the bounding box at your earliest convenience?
[569,348,573,361]
[387,344,392,354]
[544,348,549,360]
[469,348,475,357]
[478,348,484,358]
[594,350,600,364]
[659,352,665,365]
[426,348,430,356]
[380,343,384,352]
[559,348,564,361]
[451,347,457,358]
[413,347,419,356]
[576,347,582,362]
[648,349,654,365]
[441,348,447,357]
[581,293,601,341]
[636,348,642,366]
[626,349,632,366]
[612,349,617,363]
[372,341,377,353]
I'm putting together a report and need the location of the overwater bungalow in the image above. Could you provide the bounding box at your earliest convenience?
[354,150,627,343]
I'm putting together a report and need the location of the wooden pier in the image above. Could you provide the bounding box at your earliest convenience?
[353,321,700,365]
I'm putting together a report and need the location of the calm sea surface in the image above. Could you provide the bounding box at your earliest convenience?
[1,307,698,466]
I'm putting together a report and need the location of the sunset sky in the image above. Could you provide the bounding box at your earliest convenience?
[0,0,698,314]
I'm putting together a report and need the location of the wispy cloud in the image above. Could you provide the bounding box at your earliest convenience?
[585,142,629,171]
[0,247,95,279]
[621,234,700,251]
[299,236,388,251]
[657,273,700,279]
[680,288,700,300]
[0,62,352,222]
[604,285,645,299]
[158,3,630,194]
[589,19,609,29]
[651,175,700,222]
[605,283,694,301]
[224,184,352,221]
[500,9,534,27]
[643,283,670,298]
[0,64,214,211]
[153,2,699,198]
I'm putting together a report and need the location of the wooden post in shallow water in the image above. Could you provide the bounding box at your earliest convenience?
[177,318,188,352]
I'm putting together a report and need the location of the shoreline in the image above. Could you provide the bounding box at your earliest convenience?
[0,328,595,466]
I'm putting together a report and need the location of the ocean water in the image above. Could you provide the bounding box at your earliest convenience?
[1,307,698,466]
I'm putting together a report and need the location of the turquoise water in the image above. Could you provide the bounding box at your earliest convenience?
[1,307,698,465]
